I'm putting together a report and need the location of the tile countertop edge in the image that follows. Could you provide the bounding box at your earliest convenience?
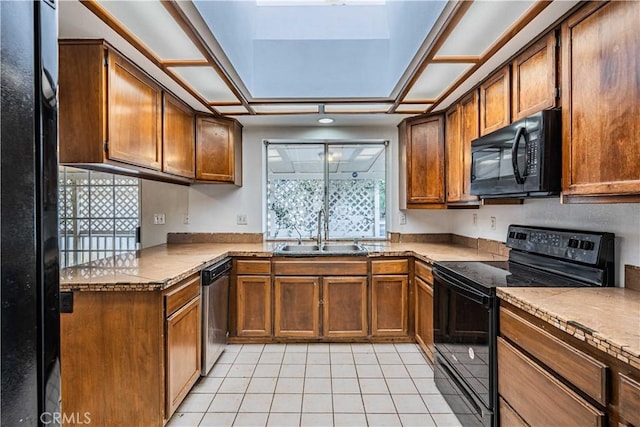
[497,288,640,370]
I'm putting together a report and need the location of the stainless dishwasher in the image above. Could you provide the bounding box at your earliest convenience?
[200,257,232,376]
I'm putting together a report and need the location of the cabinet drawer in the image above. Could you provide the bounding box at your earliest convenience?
[236,259,271,275]
[619,373,640,426]
[498,337,605,427]
[499,397,527,427]
[273,260,368,276]
[500,307,608,405]
[414,260,433,285]
[165,274,200,317]
[371,259,408,275]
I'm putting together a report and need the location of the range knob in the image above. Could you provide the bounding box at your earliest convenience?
[568,238,580,248]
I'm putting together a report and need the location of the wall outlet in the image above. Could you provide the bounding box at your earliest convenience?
[237,214,248,225]
[399,212,407,225]
[490,216,496,230]
[183,214,190,225]
[472,213,478,226]
[153,213,166,225]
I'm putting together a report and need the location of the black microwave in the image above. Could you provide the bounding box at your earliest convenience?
[470,109,561,198]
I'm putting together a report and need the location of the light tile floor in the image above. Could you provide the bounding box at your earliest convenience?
[167,343,462,427]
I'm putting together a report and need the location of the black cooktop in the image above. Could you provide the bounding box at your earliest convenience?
[435,260,593,290]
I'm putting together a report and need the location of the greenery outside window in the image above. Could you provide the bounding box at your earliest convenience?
[266,140,387,240]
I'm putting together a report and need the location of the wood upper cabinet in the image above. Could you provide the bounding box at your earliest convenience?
[399,115,446,209]
[323,276,368,338]
[479,66,511,136]
[59,41,190,184]
[561,1,640,202]
[107,50,162,170]
[445,91,479,205]
[196,116,243,185]
[274,276,320,338]
[236,275,272,337]
[512,32,558,121]
[163,93,195,178]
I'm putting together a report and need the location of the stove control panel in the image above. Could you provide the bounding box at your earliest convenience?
[506,225,614,266]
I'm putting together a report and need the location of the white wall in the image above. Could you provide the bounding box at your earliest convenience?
[140,179,189,248]
[185,124,450,235]
[451,199,640,286]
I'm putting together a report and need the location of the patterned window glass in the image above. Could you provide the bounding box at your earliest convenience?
[58,167,140,268]
[266,142,386,240]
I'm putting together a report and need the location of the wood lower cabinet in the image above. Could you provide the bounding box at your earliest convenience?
[196,116,243,185]
[414,260,434,362]
[399,115,446,209]
[498,337,605,427]
[274,276,320,338]
[163,93,195,178]
[479,66,511,136]
[165,294,200,418]
[323,276,368,338]
[60,273,202,426]
[561,1,640,202]
[512,31,558,121]
[236,275,272,337]
[499,301,640,426]
[371,275,408,337]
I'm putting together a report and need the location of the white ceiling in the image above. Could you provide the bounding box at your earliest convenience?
[59,0,580,127]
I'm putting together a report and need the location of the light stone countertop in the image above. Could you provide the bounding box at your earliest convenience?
[59,241,505,291]
[497,287,640,370]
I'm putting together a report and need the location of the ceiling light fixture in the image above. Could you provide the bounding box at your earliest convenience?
[318,104,334,124]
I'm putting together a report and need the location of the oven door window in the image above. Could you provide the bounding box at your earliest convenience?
[434,276,491,409]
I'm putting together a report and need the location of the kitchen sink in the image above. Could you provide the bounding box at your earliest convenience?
[274,242,368,256]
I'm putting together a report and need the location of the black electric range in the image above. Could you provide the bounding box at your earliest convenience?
[432,225,615,427]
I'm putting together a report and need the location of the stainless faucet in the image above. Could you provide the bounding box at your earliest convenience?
[317,209,328,246]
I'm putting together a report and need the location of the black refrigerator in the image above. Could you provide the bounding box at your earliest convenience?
[1,1,61,425]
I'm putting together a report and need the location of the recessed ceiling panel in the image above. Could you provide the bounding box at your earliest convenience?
[214,105,249,114]
[395,103,432,113]
[96,0,205,60]
[405,63,473,101]
[169,66,239,103]
[436,1,535,57]
[252,104,319,114]
[324,103,392,113]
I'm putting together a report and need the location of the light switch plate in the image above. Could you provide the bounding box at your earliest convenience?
[237,214,248,225]
[153,213,166,225]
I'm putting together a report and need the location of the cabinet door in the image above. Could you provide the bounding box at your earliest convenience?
[445,104,462,203]
[237,276,271,337]
[498,337,605,427]
[371,275,408,336]
[561,1,640,200]
[274,277,320,338]
[107,50,162,170]
[619,373,640,427]
[323,276,367,338]
[163,93,195,178]
[512,32,557,121]
[404,115,445,207]
[446,92,479,205]
[480,66,510,136]
[166,296,201,418]
[414,277,434,362]
[196,116,242,184]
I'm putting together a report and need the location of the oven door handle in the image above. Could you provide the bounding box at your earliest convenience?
[433,269,491,307]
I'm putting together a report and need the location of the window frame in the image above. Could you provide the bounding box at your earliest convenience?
[264,139,388,241]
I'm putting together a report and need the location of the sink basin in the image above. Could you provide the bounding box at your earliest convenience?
[277,244,320,253]
[274,243,368,256]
